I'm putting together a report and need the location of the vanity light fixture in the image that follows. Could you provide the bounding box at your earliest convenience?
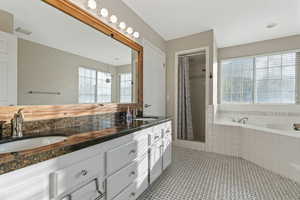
[110,15,118,24]
[100,8,109,17]
[133,32,140,38]
[119,22,126,30]
[87,0,97,10]
[127,27,133,35]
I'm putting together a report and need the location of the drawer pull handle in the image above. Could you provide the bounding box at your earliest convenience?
[129,150,136,154]
[81,170,88,176]
[166,130,171,133]
[129,171,136,177]
[154,136,160,140]
[131,192,136,197]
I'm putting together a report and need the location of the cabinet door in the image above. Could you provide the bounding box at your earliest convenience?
[150,141,163,184]
[163,138,172,170]
[0,31,17,106]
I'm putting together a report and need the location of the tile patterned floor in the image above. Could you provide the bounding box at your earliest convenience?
[138,146,300,200]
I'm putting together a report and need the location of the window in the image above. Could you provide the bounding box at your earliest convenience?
[78,67,112,103]
[221,51,299,104]
[79,67,96,103]
[97,71,112,103]
[119,73,132,103]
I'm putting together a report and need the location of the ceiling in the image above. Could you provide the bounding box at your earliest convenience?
[122,0,300,47]
[0,0,132,66]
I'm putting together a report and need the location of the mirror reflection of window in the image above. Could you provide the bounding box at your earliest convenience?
[79,67,97,103]
[78,67,112,104]
[97,71,112,103]
[119,73,132,103]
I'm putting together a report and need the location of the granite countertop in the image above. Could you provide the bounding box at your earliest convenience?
[0,116,171,175]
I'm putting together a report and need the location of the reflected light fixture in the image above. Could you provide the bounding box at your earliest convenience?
[87,0,97,10]
[133,32,140,38]
[100,8,109,17]
[110,15,118,24]
[119,22,126,30]
[127,27,133,34]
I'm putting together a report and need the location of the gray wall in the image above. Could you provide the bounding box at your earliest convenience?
[18,39,120,105]
[218,34,300,60]
[72,0,166,52]
[0,9,13,33]
[165,30,217,117]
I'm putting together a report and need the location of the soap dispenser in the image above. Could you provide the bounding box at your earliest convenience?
[126,107,133,123]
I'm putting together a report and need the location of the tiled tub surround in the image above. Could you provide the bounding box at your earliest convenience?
[212,105,300,184]
[0,113,171,175]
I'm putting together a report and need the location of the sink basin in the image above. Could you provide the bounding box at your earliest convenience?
[0,136,67,154]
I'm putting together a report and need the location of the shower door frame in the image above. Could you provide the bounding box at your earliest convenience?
[174,47,210,150]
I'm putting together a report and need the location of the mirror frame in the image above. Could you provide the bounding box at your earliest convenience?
[0,0,144,122]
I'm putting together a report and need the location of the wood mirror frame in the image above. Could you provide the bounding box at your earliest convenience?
[0,0,143,122]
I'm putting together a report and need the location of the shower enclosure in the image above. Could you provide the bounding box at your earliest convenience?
[177,50,206,143]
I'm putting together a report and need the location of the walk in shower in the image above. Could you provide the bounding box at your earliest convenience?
[177,51,206,142]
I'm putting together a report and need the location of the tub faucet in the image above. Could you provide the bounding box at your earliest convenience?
[11,109,24,138]
[237,117,248,124]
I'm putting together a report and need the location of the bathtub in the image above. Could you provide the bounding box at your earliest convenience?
[215,120,300,138]
[212,119,300,184]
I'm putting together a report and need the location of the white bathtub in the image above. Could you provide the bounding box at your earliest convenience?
[215,120,300,138]
[212,120,300,184]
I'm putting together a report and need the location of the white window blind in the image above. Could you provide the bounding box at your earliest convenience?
[119,73,132,103]
[221,51,300,104]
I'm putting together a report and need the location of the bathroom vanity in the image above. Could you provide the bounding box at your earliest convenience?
[0,118,172,200]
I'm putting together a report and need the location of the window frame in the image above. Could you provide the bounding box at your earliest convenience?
[219,49,300,105]
[118,72,133,103]
[78,66,113,104]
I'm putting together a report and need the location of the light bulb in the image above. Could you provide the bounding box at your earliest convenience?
[100,8,109,17]
[127,27,133,35]
[87,0,97,9]
[133,32,140,38]
[119,22,126,30]
[110,15,118,24]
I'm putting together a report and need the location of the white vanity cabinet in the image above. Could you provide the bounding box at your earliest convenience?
[0,120,172,200]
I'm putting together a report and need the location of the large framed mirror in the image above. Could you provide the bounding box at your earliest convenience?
[0,0,143,119]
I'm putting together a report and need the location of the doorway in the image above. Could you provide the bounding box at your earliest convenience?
[174,47,209,148]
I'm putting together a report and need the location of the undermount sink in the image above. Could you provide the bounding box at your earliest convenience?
[0,136,67,154]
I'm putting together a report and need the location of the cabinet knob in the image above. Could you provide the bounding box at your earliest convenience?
[129,171,136,177]
[131,192,136,197]
[129,149,136,154]
[81,169,88,176]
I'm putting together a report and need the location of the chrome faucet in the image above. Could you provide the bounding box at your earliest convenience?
[237,117,248,124]
[11,109,24,138]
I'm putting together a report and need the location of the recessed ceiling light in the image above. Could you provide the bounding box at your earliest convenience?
[266,23,278,29]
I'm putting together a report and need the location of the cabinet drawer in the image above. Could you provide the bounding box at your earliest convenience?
[112,183,136,200]
[52,155,103,197]
[149,125,163,145]
[107,162,138,200]
[107,141,138,175]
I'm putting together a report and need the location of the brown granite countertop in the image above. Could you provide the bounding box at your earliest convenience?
[0,116,171,175]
